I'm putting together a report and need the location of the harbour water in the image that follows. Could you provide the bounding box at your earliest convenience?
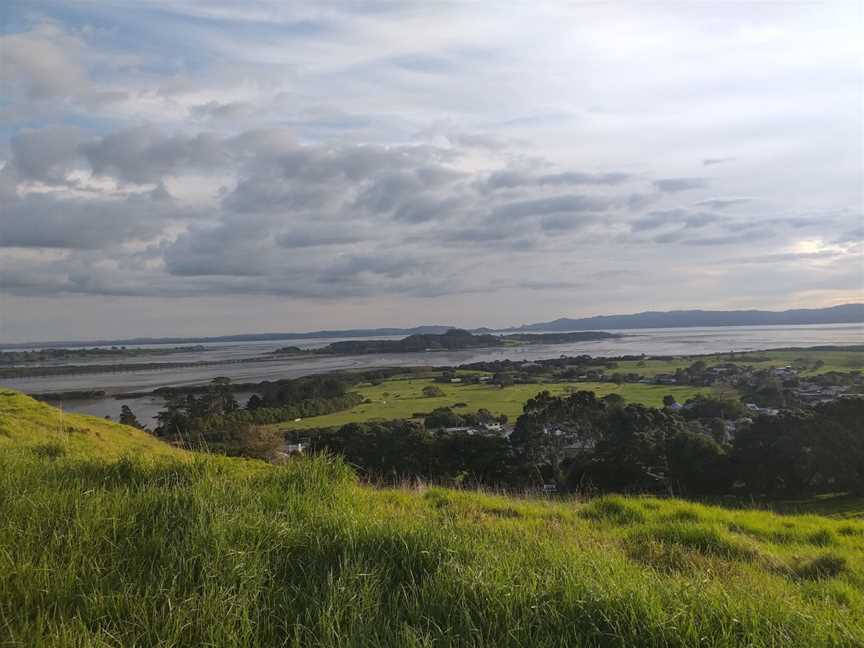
[3,323,861,423]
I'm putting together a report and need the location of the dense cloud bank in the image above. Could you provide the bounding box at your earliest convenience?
[0,2,861,339]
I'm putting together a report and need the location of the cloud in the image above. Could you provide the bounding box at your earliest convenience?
[0,190,186,249]
[492,194,616,220]
[631,209,714,232]
[653,177,710,193]
[693,198,752,209]
[0,23,90,101]
[1,0,862,339]
[724,250,843,264]
[190,101,255,121]
[702,157,736,166]
[485,170,632,191]
[684,231,775,246]
[10,126,87,184]
[81,127,230,184]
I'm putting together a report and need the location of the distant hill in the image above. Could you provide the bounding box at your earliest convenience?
[316,329,619,354]
[1,325,455,350]
[318,329,504,354]
[507,304,864,332]
[5,304,861,349]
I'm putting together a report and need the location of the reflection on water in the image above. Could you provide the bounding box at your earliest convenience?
[6,323,862,423]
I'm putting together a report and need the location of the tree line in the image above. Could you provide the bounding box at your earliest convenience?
[298,392,863,497]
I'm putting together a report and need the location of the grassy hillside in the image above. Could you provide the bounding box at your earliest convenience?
[1,392,863,647]
[0,389,185,460]
[275,378,707,431]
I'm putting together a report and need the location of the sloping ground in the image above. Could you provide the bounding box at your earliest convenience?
[1,393,863,647]
[0,389,186,460]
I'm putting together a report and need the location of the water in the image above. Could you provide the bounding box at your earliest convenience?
[4,323,861,423]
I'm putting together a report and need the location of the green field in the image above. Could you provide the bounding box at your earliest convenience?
[1,390,863,647]
[267,348,864,432]
[613,348,864,377]
[274,378,709,431]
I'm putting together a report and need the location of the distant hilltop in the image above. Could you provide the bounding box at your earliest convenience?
[2,304,861,349]
[506,303,864,332]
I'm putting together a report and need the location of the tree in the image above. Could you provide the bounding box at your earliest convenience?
[583,404,683,492]
[422,385,445,398]
[119,405,144,429]
[205,377,239,415]
[681,394,744,420]
[154,392,190,439]
[424,407,462,430]
[667,430,730,495]
[732,412,816,496]
[492,372,514,388]
[228,424,283,461]
[511,391,605,486]
[246,394,263,410]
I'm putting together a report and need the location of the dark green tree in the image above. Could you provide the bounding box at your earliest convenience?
[119,405,144,429]
[667,430,730,495]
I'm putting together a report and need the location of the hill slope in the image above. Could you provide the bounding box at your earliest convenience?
[0,389,185,460]
[511,303,864,331]
[1,392,862,647]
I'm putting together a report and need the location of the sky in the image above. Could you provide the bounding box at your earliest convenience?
[0,0,862,342]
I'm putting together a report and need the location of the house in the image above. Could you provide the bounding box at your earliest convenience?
[745,403,779,416]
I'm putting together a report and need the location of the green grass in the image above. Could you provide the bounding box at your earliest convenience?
[614,348,864,377]
[271,347,864,431]
[1,391,864,646]
[0,389,186,461]
[275,378,708,431]
[2,451,863,647]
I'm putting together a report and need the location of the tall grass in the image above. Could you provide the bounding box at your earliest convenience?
[1,447,862,647]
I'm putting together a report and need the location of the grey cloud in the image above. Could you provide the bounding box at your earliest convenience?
[492,194,615,220]
[724,251,843,264]
[703,157,735,166]
[0,25,88,101]
[354,171,425,212]
[446,132,510,151]
[0,191,184,249]
[652,230,687,244]
[163,225,276,277]
[276,228,364,248]
[223,173,338,213]
[519,280,586,290]
[833,227,864,245]
[440,226,515,243]
[624,193,662,211]
[631,209,713,232]
[393,194,464,223]
[539,213,598,233]
[229,128,297,158]
[82,127,230,184]
[653,177,710,192]
[10,126,87,184]
[485,169,632,191]
[694,198,752,209]
[684,230,775,246]
[190,100,255,120]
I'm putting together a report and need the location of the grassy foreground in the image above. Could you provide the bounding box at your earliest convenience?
[1,391,863,647]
